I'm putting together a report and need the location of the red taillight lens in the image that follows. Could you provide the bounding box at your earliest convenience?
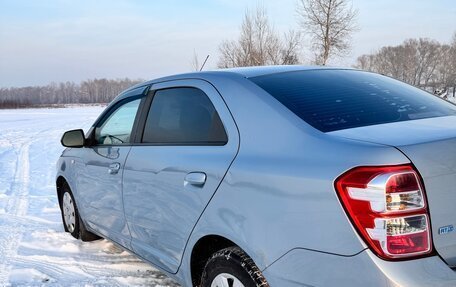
[335,165,433,259]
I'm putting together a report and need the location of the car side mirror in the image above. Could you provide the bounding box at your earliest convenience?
[61,129,86,148]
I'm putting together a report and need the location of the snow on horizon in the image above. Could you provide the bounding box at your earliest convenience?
[0,107,179,286]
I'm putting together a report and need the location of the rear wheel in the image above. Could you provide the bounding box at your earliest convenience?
[201,247,269,287]
[211,273,246,287]
[60,183,100,241]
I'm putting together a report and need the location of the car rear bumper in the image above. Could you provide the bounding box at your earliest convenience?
[262,248,456,287]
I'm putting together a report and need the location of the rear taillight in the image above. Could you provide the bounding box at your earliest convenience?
[335,165,433,259]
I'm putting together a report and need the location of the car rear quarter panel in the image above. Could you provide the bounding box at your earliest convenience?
[263,248,456,287]
[178,74,412,283]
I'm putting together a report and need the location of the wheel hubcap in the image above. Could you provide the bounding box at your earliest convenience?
[62,192,76,233]
[211,273,245,287]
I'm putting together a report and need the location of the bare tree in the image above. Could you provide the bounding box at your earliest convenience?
[449,32,456,96]
[190,50,200,72]
[435,44,453,92]
[280,30,302,65]
[297,0,358,65]
[355,54,375,71]
[218,5,301,68]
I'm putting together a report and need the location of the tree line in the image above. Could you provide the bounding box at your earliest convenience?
[0,78,142,109]
[355,36,456,96]
[2,0,455,109]
[214,0,455,96]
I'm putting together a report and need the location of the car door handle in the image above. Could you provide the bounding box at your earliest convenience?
[185,172,207,186]
[108,162,121,174]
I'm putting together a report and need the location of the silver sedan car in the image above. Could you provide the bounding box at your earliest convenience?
[56,66,456,286]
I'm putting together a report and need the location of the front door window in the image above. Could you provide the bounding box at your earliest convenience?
[94,98,141,145]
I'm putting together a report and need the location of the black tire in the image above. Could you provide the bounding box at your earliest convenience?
[60,183,101,242]
[200,247,269,287]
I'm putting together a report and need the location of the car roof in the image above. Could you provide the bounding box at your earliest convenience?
[211,65,336,78]
[122,65,351,95]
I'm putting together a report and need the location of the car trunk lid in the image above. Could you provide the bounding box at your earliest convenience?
[329,115,456,267]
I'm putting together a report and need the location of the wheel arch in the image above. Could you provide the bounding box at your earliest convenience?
[189,233,269,286]
[190,234,240,286]
[56,175,68,209]
[56,175,80,212]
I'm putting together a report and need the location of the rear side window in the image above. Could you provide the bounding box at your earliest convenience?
[250,70,456,132]
[142,87,227,145]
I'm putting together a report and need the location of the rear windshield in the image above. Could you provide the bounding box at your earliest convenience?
[250,70,456,132]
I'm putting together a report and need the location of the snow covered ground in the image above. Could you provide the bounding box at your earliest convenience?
[0,107,179,287]
[447,95,456,104]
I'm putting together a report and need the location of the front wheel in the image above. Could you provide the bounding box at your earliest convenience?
[60,183,100,241]
[62,191,78,236]
[200,247,269,287]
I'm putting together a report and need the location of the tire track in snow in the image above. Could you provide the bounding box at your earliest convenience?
[10,256,88,283]
[0,108,179,286]
[0,142,30,285]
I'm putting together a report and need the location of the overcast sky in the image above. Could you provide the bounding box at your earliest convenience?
[0,0,455,87]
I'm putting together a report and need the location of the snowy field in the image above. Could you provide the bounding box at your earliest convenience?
[0,107,179,287]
